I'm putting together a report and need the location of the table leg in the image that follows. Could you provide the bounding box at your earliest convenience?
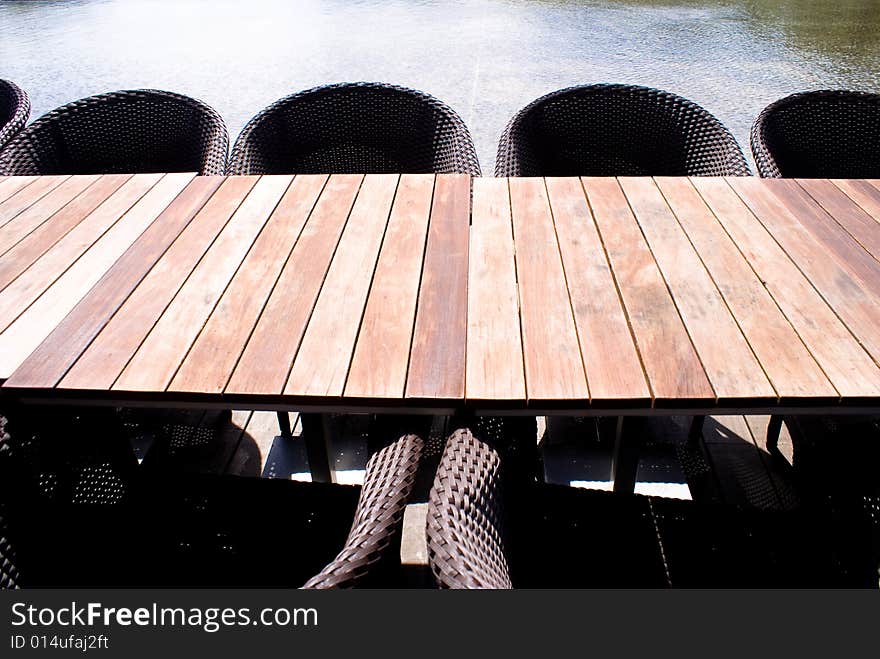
[299,413,336,484]
[611,416,642,494]
[766,414,783,454]
[689,415,706,445]
[276,411,293,439]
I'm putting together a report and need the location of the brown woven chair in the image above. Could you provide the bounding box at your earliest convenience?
[228,82,481,175]
[0,79,29,151]
[0,89,228,175]
[496,83,750,177]
[2,412,424,588]
[427,423,851,588]
[751,90,880,178]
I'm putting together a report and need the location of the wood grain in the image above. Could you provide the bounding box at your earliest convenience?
[286,174,398,397]
[225,174,363,396]
[797,178,880,263]
[465,177,525,402]
[546,177,649,403]
[59,176,258,391]
[1,173,201,382]
[171,175,327,394]
[0,175,159,335]
[730,177,880,364]
[583,177,714,403]
[831,178,880,223]
[0,176,69,229]
[115,176,293,392]
[0,176,38,205]
[657,177,834,399]
[694,177,880,398]
[345,174,434,399]
[620,177,774,401]
[508,177,589,402]
[0,175,99,255]
[405,174,470,401]
[0,174,136,293]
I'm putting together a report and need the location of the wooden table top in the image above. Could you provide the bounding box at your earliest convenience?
[2,173,880,415]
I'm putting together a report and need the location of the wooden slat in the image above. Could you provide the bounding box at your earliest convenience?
[620,177,774,401]
[464,177,525,402]
[693,177,880,398]
[225,174,363,396]
[0,176,38,205]
[58,176,258,391]
[657,177,835,399]
[170,175,327,394]
[0,174,135,293]
[345,174,433,399]
[797,179,880,263]
[546,177,649,403]
[405,174,470,401]
[115,176,294,392]
[582,177,714,403]
[286,174,398,397]
[509,177,588,402]
[0,175,100,254]
[0,176,69,229]
[0,173,201,382]
[831,178,880,223]
[0,175,160,335]
[768,179,880,294]
[729,177,880,365]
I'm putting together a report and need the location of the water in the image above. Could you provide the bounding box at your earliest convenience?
[1,0,879,171]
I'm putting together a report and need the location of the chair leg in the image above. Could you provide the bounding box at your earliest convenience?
[299,413,336,484]
[611,416,642,494]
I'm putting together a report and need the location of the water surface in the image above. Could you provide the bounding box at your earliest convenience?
[2,0,879,170]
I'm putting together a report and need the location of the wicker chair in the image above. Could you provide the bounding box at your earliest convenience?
[0,89,228,175]
[227,82,481,175]
[496,83,750,177]
[751,90,880,178]
[427,424,850,588]
[0,80,29,151]
[1,412,424,588]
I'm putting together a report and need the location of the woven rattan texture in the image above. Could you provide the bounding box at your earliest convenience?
[496,83,750,177]
[304,431,424,588]
[751,90,880,178]
[228,82,480,175]
[0,89,228,175]
[426,427,513,589]
[0,79,29,151]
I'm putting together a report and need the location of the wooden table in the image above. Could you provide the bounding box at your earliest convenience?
[2,173,880,482]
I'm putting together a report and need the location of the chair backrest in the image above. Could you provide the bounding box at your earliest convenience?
[426,427,513,589]
[496,83,750,177]
[228,82,481,175]
[0,79,30,151]
[0,89,228,175]
[751,90,880,178]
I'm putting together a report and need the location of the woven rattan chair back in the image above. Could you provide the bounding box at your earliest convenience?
[496,83,750,177]
[0,89,228,175]
[426,427,513,589]
[0,79,30,151]
[228,82,480,175]
[751,90,880,178]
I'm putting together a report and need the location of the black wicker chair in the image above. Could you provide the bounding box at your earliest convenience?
[751,90,880,178]
[0,80,29,151]
[496,83,750,177]
[427,425,851,588]
[1,412,425,588]
[228,82,480,175]
[0,89,228,175]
